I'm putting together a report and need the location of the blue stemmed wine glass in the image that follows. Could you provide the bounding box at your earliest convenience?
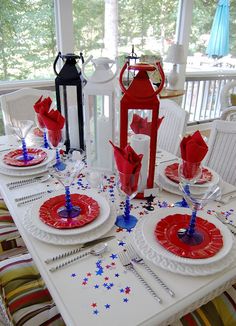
[47,150,84,218]
[177,160,221,245]
[11,119,34,162]
[47,128,65,170]
[35,113,49,149]
[115,170,141,230]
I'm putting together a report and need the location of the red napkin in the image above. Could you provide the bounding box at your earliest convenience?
[110,141,143,195]
[130,114,164,136]
[33,96,52,129]
[180,130,208,179]
[41,109,65,147]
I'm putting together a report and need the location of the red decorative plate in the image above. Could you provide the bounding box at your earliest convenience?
[165,163,213,184]
[39,194,100,229]
[155,214,223,259]
[33,127,44,137]
[3,149,47,167]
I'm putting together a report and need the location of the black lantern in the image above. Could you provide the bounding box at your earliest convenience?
[53,52,85,152]
[125,45,140,85]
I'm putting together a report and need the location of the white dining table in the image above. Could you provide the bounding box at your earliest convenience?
[0,135,236,326]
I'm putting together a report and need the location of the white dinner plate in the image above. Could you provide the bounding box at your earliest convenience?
[31,189,111,236]
[133,207,235,276]
[157,161,220,190]
[0,148,55,171]
[22,202,116,245]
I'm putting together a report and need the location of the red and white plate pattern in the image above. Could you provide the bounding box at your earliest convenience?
[165,162,213,184]
[3,148,47,167]
[39,194,100,229]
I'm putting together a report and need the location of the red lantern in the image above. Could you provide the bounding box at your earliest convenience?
[119,62,165,197]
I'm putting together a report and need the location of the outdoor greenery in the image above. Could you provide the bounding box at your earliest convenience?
[0,0,236,82]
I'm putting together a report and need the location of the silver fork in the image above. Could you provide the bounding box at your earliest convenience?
[126,244,175,297]
[118,251,162,303]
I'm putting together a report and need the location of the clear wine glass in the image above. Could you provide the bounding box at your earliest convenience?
[177,159,210,245]
[115,170,141,230]
[46,128,65,169]
[35,113,49,149]
[85,169,104,193]
[178,182,221,245]
[47,150,84,218]
[10,119,34,161]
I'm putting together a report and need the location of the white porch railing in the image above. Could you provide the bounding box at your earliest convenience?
[182,71,236,123]
[0,71,236,135]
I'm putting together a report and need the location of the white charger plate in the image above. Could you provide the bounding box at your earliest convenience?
[157,161,220,191]
[31,190,111,236]
[0,148,55,171]
[22,202,116,245]
[133,207,235,276]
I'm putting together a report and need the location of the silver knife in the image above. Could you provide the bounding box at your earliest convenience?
[45,235,115,264]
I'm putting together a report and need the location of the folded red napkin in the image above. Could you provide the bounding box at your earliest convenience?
[41,109,65,147]
[33,96,52,129]
[180,130,208,179]
[130,114,164,136]
[110,141,143,195]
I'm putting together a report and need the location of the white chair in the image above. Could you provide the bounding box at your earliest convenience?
[204,120,236,186]
[157,99,189,156]
[0,88,54,134]
[220,106,236,121]
[220,80,236,110]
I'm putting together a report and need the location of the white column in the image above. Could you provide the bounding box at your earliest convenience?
[104,0,118,58]
[54,0,74,54]
[174,0,194,90]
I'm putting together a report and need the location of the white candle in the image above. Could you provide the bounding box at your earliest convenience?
[96,116,113,171]
[130,134,150,192]
[68,105,80,149]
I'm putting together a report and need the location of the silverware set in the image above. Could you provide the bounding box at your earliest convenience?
[15,191,49,206]
[7,175,50,190]
[125,244,175,297]
[45,236,115,272]
[118,250,162,303]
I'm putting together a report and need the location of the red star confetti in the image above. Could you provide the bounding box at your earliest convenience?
[91,303,97,308]
[125,286,131,294]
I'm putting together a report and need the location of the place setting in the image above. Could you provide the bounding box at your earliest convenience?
[132,132,236,276]
[0,119,55,177]
[156,131,221,197]
[21,149,116,246]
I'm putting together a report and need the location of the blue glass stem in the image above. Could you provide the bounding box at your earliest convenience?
[43,130,49,149]
[187,209,197,236]
[56,148,61,165]
[124,195,131,221]
[21,138,29,161]
[65,186,73,213]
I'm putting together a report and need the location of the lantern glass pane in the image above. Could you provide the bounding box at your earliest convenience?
[128,109,152,142]
[87,95,113,170]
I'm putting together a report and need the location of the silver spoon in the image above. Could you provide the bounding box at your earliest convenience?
[49,242,108,272]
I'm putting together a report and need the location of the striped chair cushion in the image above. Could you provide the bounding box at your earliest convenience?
[170,284,236,326]
[0,253,65,326]
[0,198,27,261]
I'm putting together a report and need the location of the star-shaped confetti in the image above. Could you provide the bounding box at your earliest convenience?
[110,253,118,260]
[91,303,97,308]
[123,298,128,303]
[118,240,126,246]
[93,309,99,315]
[104,304,111,309]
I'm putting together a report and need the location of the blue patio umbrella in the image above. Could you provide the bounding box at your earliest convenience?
[206,0,229,58]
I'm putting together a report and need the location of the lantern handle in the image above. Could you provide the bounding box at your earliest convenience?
[153,62,165,96]
[82,55,118,83]
[53,52,63,76]
[119,61,129,94]
[81,55,93,81]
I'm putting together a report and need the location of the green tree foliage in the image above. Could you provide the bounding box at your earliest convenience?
[0,0,55,81]
[0,0,235,82]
